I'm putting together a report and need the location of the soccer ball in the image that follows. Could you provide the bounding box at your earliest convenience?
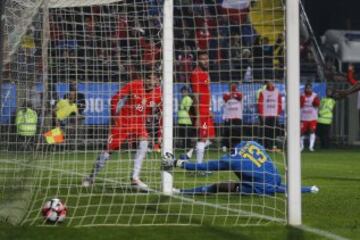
[41,198,67,223]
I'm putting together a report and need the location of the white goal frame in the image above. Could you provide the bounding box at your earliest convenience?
[285,0,301,226]
[161,0,302,225]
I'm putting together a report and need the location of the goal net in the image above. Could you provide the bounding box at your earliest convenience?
[0,0,288,226]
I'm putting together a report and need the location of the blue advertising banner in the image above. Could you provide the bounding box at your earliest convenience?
[0,84,17,124]
[56,83,120,125]
[1,82,327,125]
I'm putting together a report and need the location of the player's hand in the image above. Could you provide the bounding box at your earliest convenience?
[174,159,187,168]
[161,152,187,170]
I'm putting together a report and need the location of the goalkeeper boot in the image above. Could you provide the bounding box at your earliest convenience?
[310,185,319,193]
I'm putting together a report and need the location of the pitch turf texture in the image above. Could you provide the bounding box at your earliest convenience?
[0,148,359,239]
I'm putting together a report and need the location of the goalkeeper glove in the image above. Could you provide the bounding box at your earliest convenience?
[161,152,188,170]
[174,159,187,168]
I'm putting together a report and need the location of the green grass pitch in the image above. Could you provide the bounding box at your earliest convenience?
[0,148,359,239]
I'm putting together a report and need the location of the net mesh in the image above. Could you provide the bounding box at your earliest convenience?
[0,0,287,226]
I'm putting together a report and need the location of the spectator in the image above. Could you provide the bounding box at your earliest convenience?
[262,37,274,78]
[139,36,162,68]
[273,33,285,78]
[230,35,243,80]
[176,46,195,83]
[317,88,336,149]
[252,36,264,80]
[300,83,320,152]
[15,102,38,151]
[177,86,195,153]
[221,83,243,152]
[196,26,211,51]
[257,81,282,150]
[241,48,253,82]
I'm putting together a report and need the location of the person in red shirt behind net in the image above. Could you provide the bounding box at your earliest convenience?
[82,72,162,190]
[182,51,215,166]
[300,83,320,152]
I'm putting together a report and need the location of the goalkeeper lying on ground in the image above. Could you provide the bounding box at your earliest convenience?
[164,141,319,195]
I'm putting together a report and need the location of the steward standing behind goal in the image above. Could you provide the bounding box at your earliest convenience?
[186,51,215,164]
[177,86,195,152]
[300,83,320,152]
[221,83,243,152]
[317,88,336,149]
[82,72,162,190]
[257,81,282,151]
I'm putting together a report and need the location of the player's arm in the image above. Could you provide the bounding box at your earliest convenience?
[313,96,320,107]
[190,70,202,126]
[180,159,229,171]
[257,91,264,119]
[110,83,130,116]
[223,92,230,102]
[192,94,200,127]
[277,93,282,115]
[335,65,360,98]
[234,92,242,101]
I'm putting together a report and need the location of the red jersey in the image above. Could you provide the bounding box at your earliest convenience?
[108,80,161,151]
[145,85,162,116]
[111,80,162,125]
[191,66,211,115]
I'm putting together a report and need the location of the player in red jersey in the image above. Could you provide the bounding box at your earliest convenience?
[183,51,215,165]
[82,72,161,190]
[300,83,320,151]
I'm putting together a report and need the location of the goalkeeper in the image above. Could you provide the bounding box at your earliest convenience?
[166,141,319,195]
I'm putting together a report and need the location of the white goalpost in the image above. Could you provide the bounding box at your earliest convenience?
[161,0,174,196]
[286,0,301,225]
[0,0,302,226]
